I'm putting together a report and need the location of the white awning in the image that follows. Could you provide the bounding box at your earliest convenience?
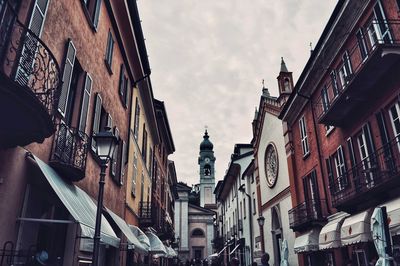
[165,245,177,258]
[319,212,349,250]
[33,155,120,247]
[145,231,167,255]
[129,225,151,251]
[106,210,148,254]
[341,209,372,246]
[229,243,240,256]
[294,229,320,254]
[381,198,400,236]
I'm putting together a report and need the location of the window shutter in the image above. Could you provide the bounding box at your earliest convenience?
[58,41,76,117]
[93,0,102,29]
[119,64,125,99]
[15,0,49,86]
[125,78,131,108]
[111,127,119,177]
[107,113,113,129]
[120,140,127,185]
[91,93,102,151]
[78,73,92,133]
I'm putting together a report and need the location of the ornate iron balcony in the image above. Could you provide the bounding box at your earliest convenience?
[289,198,328,231]
[330,136,400,213]
[0,1,61,146]
[49,123,89,181]
[139,201,153,227]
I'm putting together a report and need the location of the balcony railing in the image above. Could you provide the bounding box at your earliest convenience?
[289,199,328,231]
[0,1,61,120]
[139,201,152,227]
[49,124,89,181]
[330,136,400,212]
[315,20,400,126]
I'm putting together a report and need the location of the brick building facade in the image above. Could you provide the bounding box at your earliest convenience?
[280,0,400,265]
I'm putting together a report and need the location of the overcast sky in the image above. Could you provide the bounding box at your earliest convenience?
[137,0,337,186]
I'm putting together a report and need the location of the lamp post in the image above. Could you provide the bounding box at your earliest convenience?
[238,184,253,263]
[257,215,265,253]
[92,127,118,266]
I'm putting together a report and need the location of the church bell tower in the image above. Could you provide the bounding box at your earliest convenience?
[198,130,216,207]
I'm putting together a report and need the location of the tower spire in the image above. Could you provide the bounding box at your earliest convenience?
[280,57,289,73]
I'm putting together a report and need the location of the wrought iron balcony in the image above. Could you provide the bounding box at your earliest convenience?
[49,124,89,181]
[330,136,400,213]
[315,20,400,126]
[289,199,328,231]
[0,1,61,147]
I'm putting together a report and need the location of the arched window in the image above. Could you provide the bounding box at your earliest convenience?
[283,78,291,92]
[204,164,211,176]
[191,228,205,237]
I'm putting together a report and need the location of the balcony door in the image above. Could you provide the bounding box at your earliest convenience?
[367,0,392,47]
[303,171,320,218]
[357,124,376,188]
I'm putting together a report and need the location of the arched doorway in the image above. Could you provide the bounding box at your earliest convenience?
[271,206,282,265]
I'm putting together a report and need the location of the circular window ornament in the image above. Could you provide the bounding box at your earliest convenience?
[264,143,279,188]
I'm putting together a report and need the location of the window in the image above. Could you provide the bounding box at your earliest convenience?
[357,123,376,187]
[191,228,205,237]
[299,116,310,156]
[389,101,400,151]
[104,30,114,73]
[240,201,242,219]
[204,164,211,176]
[91,93,112,151]
[330,70,339,97]
[118,64,130,107]
[333,146,347,191]
[243,197,246,219]
[58,41,92,130]
[347,137,357,173]
[338,51,352,88]
[321,86,329,113]
[133,98,140,141]
[356,29,368,60]
[397,0,400,11]
[81,0,101,29]
[354,250,368,266]
[253,192,256,215]
[142,125,147,163]
[326,157,335,192]
[132,152,137,196]
[15,0,49,86]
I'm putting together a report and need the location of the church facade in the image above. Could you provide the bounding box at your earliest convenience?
[175,131,216,263]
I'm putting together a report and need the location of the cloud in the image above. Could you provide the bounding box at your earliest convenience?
[137,0,337,185]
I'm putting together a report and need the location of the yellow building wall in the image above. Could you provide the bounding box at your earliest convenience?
[125,86,155,225]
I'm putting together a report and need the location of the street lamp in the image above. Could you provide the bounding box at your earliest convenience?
[92,127,118,266]
[257,215,265,227]
[238,184,253,263]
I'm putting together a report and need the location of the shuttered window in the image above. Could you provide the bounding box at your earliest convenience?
[104,30,114,72]
[78,73,92,133]
[132,152,138,196]
[82,0,101,30]
[142,124,147,164]
[111,127,119,177]
[133,98,140,140]
[334,145,347,190]
[15,0,49,86]
[119,140,127,185]
[91,93,102,151]
[125,78,131,108]
[118,64,126,106]
[58,41,76,117]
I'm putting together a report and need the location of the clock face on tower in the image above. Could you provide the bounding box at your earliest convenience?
[264,143,278,188]
[204,157,210,163]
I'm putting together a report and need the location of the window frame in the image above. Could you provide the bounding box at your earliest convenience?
[299,116,310,157]
[104,30,114,74]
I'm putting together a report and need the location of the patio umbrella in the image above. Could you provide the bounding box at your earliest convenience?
[371,207,394,266]
[280,239,289,266]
